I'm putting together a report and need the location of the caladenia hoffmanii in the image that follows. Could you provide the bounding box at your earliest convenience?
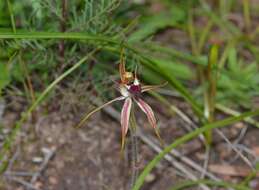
[76,54,167,149]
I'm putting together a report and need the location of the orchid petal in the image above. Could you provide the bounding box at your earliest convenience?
[141,82,168,93]
[135,98,163,143]
[75,96,125,128]
[119,84,130,97]
[121,97,132,149]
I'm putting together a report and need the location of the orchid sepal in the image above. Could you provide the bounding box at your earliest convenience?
[141,81,168,93]
[134,98,164,145]
[75,96,125,128]
[121,98,132,150]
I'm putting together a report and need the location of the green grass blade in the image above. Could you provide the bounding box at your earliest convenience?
[0,49,99,172]
[98,44,204,118]
[0,31,117,44]
[0,31,207,67]
[0,31,203,118]
[199,0,241,36]
[132,109,259,190]
[6,0,16,33]
[138,55,203,118]
[140,42,207,66]
[243,0,251,31]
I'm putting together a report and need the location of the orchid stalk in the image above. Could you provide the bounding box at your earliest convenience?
[129,106,139,189]
[76,53,167,150]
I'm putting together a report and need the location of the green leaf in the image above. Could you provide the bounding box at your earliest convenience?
[139,55,203,117]
[217,58,259,108]
[154,58,193,80]
[11,63,24,82]
[228,47,237,71]
[142,58,193,84]
[129,6,186,42]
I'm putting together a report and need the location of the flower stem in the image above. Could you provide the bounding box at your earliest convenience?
[204,44,218,145]
[129,110,139,189]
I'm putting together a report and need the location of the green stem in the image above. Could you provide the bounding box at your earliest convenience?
[243,0,251,32]
[204,44,218,145]
[6,0,16,33]
[0,32,117,42]
[129,110,139,189]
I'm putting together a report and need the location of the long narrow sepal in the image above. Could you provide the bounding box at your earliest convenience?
[134,64,138,80]
[75,96,125,128]
[119,49,126,83]
[135,98,164,144]
[121,98,132,150]
[141,82,168,93]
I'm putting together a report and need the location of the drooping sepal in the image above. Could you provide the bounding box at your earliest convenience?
[141,82,168,93]
[75,96,125,128]
[121,98,132,150]
[135,98,163,144]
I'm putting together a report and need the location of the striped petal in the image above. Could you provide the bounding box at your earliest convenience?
[141,82,168,93]
[121,97,132,149]
[75,96,125,128]
[135,98,163,143]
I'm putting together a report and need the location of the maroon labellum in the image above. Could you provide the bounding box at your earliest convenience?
[129,84,142,96]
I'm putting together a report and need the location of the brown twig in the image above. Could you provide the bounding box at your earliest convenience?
[7,176,38,190]
[30,147,55,184]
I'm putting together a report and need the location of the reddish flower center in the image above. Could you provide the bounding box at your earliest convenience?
[129,84,141,95]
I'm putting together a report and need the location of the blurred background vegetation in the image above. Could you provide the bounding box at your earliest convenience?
[0,0,259,189]
[0,0,259,109]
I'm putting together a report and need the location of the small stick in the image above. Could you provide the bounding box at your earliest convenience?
[139,131,211,190]
[215,128,254,170]
[7,176,38,190]
[4,171,35,177]
[30,148,55,184]
[138,128,220,181]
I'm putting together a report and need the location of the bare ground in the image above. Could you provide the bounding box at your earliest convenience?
[1,94,259,190]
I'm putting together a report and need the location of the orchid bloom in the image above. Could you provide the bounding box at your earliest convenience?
[76,58,167,149]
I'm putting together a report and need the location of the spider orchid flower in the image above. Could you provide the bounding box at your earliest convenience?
[76,61,167,149]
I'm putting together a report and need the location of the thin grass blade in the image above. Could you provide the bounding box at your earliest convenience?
[132,109,259,190]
